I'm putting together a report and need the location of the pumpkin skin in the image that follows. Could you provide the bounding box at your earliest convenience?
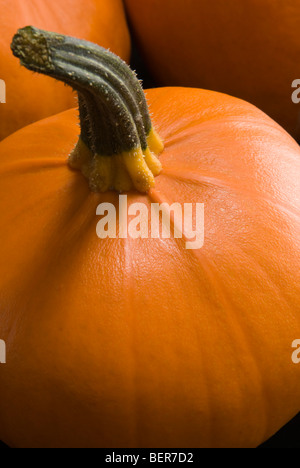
[0,0,130,140]
[0,88,299,448]
[124,0,300,139]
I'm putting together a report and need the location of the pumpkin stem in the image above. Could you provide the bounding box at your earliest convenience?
[11,26,164,193]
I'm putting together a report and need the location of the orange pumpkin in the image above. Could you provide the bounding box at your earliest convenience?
[0,0,130,140]
[0,27,299,448]
[124,0,300,139]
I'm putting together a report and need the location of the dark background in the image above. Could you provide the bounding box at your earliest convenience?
[259,413,300,448]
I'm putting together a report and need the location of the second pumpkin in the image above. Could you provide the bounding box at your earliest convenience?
[124,0,300,139]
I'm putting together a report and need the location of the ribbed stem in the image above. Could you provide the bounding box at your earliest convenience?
[11,26,164,193]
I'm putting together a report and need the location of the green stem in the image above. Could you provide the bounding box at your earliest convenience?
[11,26,164,193]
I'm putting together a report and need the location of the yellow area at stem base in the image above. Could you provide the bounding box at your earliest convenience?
[68,127,164,193]
[147,127,164,155]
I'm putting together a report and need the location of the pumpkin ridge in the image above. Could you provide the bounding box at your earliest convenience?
[157,112,286,146]
[233,242,294,313]
[150,186,270,445]
[183,243,270,444]
[149,167,296,445]
[161,168,300,221]
[0,159,66,176]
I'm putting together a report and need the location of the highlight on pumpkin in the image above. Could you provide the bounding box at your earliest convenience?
[11,26,164,193]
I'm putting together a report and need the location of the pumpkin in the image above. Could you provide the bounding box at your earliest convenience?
[0,0,130,140]
[0,26,299,448]
[124,0,300,140]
